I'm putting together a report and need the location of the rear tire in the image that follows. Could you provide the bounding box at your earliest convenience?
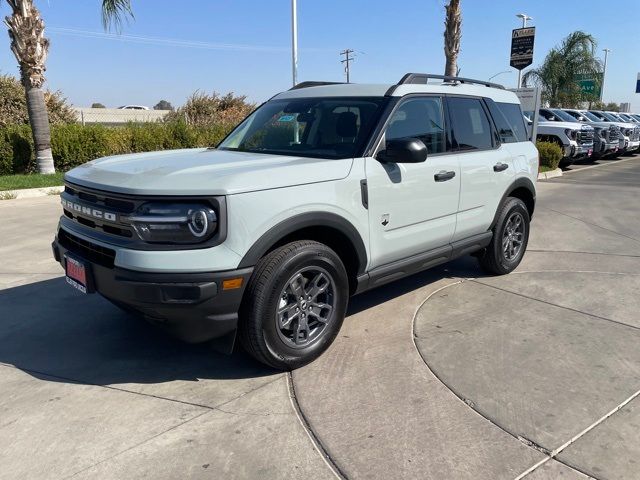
[239,241,348,370]
[478,197,530,275]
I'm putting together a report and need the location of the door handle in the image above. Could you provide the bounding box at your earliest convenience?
[493,162,509,172]
[434,170,456,182]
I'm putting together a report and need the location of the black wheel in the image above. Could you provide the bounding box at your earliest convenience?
[478,197,530,275]
[239,240,349,370]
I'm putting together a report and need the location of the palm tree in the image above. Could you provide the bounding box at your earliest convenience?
[523,31,602,108]
[4,0,54,173]
[443,0,461,77]
[101,0,134,31]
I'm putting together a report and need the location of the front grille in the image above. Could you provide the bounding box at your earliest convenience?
[578,127,594,145]
[62,183,136,239]
[632,127,640,142]
[58,229,116,268]
[608,127,620,142]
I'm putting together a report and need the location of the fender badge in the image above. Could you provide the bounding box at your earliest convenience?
[381,214,390,227]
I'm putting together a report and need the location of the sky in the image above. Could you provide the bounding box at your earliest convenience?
[1,0,639,111]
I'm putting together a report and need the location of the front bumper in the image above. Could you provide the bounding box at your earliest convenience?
[52,230,253,344]
[569,143,593,159]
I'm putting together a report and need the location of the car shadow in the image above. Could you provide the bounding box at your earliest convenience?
[0,256,485,386]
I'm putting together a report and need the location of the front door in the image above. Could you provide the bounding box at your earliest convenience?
[365,96,460,269]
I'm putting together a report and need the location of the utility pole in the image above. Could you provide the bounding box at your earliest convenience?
[515,13,532,88]
[601,48,611,102]
[340,49,355,83]
[291,0,298,87]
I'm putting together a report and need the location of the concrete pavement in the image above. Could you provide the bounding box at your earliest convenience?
[1,157,640,479]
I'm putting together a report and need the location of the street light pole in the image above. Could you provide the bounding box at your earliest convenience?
[291,0,298,87]
[489,71,511,82]
[601,48,611,102]
[515,13,532,88]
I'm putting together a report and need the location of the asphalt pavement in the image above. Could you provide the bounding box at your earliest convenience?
[1,157,640,479]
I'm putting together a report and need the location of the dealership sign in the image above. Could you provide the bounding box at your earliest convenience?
[636,73,640,94]
[510,27,536,70]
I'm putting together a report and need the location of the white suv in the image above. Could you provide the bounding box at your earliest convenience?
[52,74,538,369]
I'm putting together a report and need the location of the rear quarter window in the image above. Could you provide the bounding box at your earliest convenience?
[497,102,529,142]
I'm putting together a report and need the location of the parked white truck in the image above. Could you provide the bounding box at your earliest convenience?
[536,108,594,167]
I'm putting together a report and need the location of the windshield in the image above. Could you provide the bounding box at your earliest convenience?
[218,97,387,159]
[581,111,601,122]
[550,109,578,122]
[598,111,622,122]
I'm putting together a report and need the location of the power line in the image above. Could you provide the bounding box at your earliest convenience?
[340,49,355,83]
[47,27,329,54]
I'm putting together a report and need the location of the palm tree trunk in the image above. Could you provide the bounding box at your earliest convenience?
[24,83,54,173]
[444,0,462,77]
[5,0,55,174]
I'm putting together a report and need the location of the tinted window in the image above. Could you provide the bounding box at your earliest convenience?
[485,100,516,143]
[219,97,385,159]
[449,97,493,151]
[550,109,578,122]
[498,102,529,142]
[385,97,446,154]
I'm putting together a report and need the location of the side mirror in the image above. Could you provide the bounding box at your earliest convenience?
[376,137,427,163]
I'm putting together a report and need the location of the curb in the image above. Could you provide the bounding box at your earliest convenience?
[537,168,562,180]
[563,155,638,174]
[0,185,63,200]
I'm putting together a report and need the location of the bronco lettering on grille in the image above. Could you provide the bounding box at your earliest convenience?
[61,199,117,222]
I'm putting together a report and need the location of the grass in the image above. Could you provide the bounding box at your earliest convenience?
[0,172,64,191]
[538,165,556,173]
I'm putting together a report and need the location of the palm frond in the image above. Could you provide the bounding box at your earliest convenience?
[101,0,134,32]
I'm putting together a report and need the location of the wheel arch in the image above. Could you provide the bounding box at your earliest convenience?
[238,212,368,293]
[492,177,536,228]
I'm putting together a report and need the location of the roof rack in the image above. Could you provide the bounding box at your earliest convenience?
[289,81,346,90]
[397,73,505,90]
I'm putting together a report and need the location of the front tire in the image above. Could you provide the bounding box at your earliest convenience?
[478,197,530,275]
[239,241,349,370]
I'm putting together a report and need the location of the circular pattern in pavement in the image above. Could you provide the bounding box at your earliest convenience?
[413,270,640,478]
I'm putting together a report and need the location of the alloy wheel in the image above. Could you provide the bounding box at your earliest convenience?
[276,267,336,348]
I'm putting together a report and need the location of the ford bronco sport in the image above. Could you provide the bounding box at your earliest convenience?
[52,74,538,369]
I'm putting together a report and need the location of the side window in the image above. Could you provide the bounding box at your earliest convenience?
[448,97,493,151]
[385,97,446,154]
[485,99,516,144]
[497,102,529,142]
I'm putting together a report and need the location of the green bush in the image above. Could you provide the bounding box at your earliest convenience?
[0,121,234,174]
[536,141,563,170]
[0,125,33,175]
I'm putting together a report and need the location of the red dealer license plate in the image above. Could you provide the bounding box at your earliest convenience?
[64,255,93,294]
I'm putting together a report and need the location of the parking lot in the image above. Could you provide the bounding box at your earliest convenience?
[1,156,640,480]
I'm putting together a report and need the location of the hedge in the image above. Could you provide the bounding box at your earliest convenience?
[536,141,563,170]
[0,122,233,175]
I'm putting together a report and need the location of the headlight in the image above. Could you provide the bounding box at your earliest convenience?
[565,128,578,140]
[125,203,218,244]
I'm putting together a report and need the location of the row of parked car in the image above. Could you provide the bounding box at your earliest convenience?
[534,109,640,167]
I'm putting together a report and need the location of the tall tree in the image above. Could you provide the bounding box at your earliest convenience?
[443,0,461,77]
[4,0,54,173]
[523,31,602,108]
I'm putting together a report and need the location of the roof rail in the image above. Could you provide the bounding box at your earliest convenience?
[397,73,505,90]
[289,81,346,90]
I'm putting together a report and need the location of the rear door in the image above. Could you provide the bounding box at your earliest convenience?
[448,96,515,241]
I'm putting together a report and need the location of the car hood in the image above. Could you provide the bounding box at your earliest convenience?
[64,148,354,196]
[537,121,590,130]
